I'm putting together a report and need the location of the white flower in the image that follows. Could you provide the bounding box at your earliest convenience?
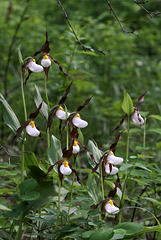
[72,114,88,128]
[72,141,80,154]
[132,110,144,126]
[28,59,43,72]
[60,160,72,176]
[41,55,51,68]
[107,151,123,165]
[56,107,70,120]
[105,200,119,214]
[26,121,40,137]
[105,163,118,175]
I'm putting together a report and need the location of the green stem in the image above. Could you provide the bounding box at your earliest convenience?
[68,171,75,220]
[101,164,104,200]
[44,75,50,109]
[119,115,130,223]
[57,179,61,226]
[143,117,146,148]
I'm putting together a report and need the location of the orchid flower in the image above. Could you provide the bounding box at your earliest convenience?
[93,179,119,219]
[12,103,42,142]
[33,32,70,79]
[47,82,72,132]
[131,109,144,126]
[72,114,88,128]
[41,148,81,186]
[64,96,93,132]
[105,163,118,175]
[107,151,123,165]
[105,200,119,214]
[22,57,44,85]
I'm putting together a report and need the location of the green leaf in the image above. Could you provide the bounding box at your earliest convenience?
[34,85,48,120]
[148,114,161,121]
[17,45,24,64]
[0,93,20,133]
[141,197,161,205]
[113,222,143,236]
[0,204,11,211]
[48,134,62,166]
[24,152,39,177]
[18,178,37,194]
[87,140,102,168]
[148,128,161,135]
[121,90,133,116]
[87,173,102,204]
[134,163,151,172]
[19,191,40,201]
[89,230,113,240]
[119,164,133,172]
[0,230,13,240]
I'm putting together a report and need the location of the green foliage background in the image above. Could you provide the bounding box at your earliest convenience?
[1,0,161,239]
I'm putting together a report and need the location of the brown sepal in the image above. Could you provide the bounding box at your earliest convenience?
[50,56,71,79]
[101,202,106,220]
[77,140,97,164]
[93,199,108,209]
[12,120,30,143]
[70,127,79,139]
[108,178,119,198]
[47,105,59,131]
[63,113,76,131]
[68,162,81,185]
[92,155,104,173]
[135,91,147,109]
[63,145,73,159]
[59,119,63,137]
[33,32,51,57]
[110,133,121,155]
[29,102,42,120]
[77,96,93,112]
[58,164,64,186]
[113,114,127,132]
[44,66,50,79]
[102,161,106,183]
[59,81,73,105]
[22,58,32,84]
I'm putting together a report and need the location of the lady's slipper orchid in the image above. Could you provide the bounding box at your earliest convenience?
[105,163,118,175]
[12,103,42,142]
[27,58,43,72]
[41,55,51,68]
[107,151,123,165]
[33,32,70,79]
[131,109,144,126]
[47,82,72,132]
[72,140,80,154]
[26,121,40,137]
[60,160,72,175]
[105,200,119,214]
[56,106,70,120]
[72,114,88,128]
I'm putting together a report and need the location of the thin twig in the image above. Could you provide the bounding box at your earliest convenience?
[0,145,21,164]
[132,0,161,18]
[57,0,105,55]
[105,0,136,35]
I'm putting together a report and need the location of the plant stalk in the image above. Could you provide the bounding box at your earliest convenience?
[119,115,130,223]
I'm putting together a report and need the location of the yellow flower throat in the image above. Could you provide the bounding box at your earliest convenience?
[29,121,35,128]
[63,160,68,167]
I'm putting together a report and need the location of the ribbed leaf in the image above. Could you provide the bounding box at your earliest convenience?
[0,93,20,133]
[121,90,133,116]
[48,135,62,166]
[34,85,48,120]
[87,173,102,204]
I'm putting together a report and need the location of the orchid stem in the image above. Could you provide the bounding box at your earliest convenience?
[143,117,146,148]
[57,179,61,225]
[68,171,75,221]
[119,115,130,223]
[101,163,104,200]
[17,71,28,240]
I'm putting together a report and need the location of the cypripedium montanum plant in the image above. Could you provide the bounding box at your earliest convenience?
[113,91,147,132]
[64,96,93,131]
[22,57,43,85]
[33,32,71,79]
[94,179,119,219]
[69,127,97,164]
[12,103,43,142]
[47,82,72,133]
[41,147,81,186]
